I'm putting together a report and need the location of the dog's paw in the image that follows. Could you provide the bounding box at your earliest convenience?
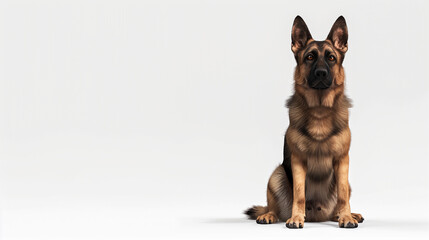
[256,212,278,224]
[352,213,364,223]
[338,214,358,228]
[286,215,305,229]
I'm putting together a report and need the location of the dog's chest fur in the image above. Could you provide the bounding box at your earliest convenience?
[307,109,335,141]
[285,93,351,221]
[286,93,351,158]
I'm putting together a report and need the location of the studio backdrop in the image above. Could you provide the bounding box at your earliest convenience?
[0,0,428,239]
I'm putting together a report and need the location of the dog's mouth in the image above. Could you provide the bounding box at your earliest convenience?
[310,79,331,89]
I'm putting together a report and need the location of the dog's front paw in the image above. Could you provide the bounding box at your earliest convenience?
[352,213,364,223]
[338,214,358,228]
[286,215,305,229]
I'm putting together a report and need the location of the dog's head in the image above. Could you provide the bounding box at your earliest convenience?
[291,16,348,92]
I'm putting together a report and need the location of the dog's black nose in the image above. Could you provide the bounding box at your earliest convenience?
[315,68,328,78]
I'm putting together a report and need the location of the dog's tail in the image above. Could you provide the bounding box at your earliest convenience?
[244,205,268,219]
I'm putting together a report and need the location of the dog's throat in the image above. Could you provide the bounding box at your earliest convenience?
[296,84,342,108]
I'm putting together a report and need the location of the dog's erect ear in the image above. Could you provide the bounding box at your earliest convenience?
[327,16,348,53]
[291,16,313,55]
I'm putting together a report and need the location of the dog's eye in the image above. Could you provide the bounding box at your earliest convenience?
[328,55,335,61]
[306,54,314,61]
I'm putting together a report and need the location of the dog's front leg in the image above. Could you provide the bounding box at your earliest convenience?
[286,153,306,229]
[334,154,358,228]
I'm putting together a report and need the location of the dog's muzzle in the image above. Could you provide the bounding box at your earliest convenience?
[309,68,332,89]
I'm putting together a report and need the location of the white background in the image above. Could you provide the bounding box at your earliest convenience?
[0,0,428,239]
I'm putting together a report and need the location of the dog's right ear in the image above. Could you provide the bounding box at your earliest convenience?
[291,16,313,55]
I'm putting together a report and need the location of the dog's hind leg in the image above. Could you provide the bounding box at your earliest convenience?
[255,185,279,224]
[245,165,293,224]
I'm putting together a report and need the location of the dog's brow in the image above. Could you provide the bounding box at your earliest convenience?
[323,44,336,56]
[303,46,318,57]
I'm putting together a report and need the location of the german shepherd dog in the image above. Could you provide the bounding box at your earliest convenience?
[245,16,363,228]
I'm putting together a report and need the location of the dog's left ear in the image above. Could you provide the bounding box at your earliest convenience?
[327,16,348,53]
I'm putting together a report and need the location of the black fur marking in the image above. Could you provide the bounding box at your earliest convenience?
[307,169,334,182]
[282,135,293,185]
[244,207,257,219]
[298,125,311,138]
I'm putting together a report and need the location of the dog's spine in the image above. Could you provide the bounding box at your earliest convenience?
[244,205,268,219]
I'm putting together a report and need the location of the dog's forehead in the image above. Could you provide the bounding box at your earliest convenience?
[304,41,335,54]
